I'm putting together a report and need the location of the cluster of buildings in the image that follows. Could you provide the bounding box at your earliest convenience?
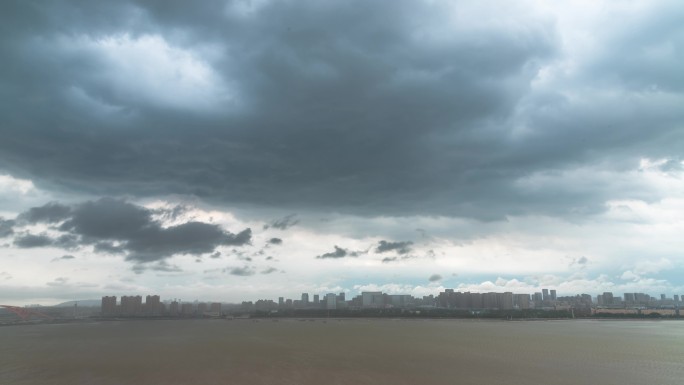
[101,289,683,317]
[240,288,586,312]
[240,288,683,313]
[101,295,222,317]
[597,292,681,307]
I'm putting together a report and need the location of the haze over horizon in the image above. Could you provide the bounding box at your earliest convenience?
[1,0,683,306]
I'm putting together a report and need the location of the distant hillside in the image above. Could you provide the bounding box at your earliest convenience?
[54,299,101,307]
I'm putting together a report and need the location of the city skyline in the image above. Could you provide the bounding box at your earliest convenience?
[97,289,684,306]
[90,287,684,319]
[1,1,684,306]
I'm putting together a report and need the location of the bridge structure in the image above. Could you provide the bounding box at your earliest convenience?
[0,305,53,320]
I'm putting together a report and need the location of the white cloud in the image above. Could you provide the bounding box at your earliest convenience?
[633,258,674,276]
[620,271,640,281]
[59,34,233,112]
[0,174,35,195]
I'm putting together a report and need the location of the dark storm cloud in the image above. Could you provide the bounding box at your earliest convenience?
[14,198,251,262]
[0,1,682,220]
[93,242,126,254]
[52,234,80,250]
[268,237,283,245]
[265,215,299,230]
[51,254,75,262]
[226,266,255,276]
[428,274,442,282]
[132,261,184,274]
[316,245,350,259]
[17,202,71,224]
[14,233,54,248]
[381,255,418,263]
[375,240,413,255]
[0,218,14,238]
[157,262,184,273]
[55,198,252,262]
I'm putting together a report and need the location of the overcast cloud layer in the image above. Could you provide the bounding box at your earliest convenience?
[1,0,683,304]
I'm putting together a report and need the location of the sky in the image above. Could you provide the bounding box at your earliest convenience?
[1,0,683,305]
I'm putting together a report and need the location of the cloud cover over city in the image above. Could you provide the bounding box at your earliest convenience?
[1,0,683,304]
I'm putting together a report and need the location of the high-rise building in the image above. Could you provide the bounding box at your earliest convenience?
[602,292,614,305]
[301,293,309,304]
[388,295,412,308]
[210,302,222,314]
[550,290,557,301]
[325,293,337,309]
[101,296,117,315]
[362,292,383,308]
[169,301,179,315]
[661,294,666,300]
[313,294,320,304]
[197,302,208,314]
[675,295,680,303]
[455,292,468,309]
[501,292,514,310]
[581,294,593,304]
[181,303,194,315]
[146,295,161,315]
[542,289,549,302]
[338,292,345,302]
[624,293,635,303]
[470,293,483,309]
[121,295,142,315]
[278,297,284,308]
[633,293,650,303]
[514,294,530,309]
[437,289,453,308]
[483,292,498,309]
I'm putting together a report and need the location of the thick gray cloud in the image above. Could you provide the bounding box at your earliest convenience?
[12,198,251,262]
[52,234,80,250]
[51,255,75,262]
[0,218,14,238]
[376,240,413,255]
[2,1,680,221]
[12,232,77,249]
[316,245,351,259]
[17,202,71,224]
[265,215,299,230]
[268,237,283,245]
[428,274,442,282]
[93,242,126,254]
[14,233,54,248]
[226,266,255,276]
[133,261,183,274]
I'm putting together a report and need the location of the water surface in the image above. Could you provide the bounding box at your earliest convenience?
[1,319,682,384]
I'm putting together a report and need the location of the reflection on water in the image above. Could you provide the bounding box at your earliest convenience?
[1,319,683,385]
